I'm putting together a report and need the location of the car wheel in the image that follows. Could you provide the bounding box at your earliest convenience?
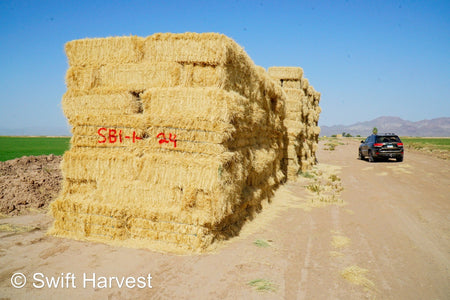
[368,150,375,162]
[397,156,403,162]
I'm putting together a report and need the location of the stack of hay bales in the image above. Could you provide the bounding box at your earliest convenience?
[49,33,286,252]
[268,67,321,177]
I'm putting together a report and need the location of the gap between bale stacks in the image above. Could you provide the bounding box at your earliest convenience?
[49,33,320,253]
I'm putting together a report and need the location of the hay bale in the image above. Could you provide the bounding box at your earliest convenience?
[62,91,142,116]
[50,33,287,253]
[143,32,234,65]
[268,66,303,80]
[65,36,144,66]
[65,62,182,92]
[282,80,302,89]
[301,77,309,90]
[268,66,321,177]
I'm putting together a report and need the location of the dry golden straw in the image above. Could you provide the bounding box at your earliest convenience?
[268,66,321,177]
[50,33,321,252]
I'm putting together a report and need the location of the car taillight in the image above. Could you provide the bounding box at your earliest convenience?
[373,143,383,147]
[397,143,403,146]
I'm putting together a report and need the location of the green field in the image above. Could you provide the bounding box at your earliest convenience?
[321,136,449,156]
[0,136,71,161]
[400,137,450,151]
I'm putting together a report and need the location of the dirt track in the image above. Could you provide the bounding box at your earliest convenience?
[0,139,449,299]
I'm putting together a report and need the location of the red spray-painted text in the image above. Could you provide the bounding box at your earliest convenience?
[98,128,142,143]
[97,128,177,148]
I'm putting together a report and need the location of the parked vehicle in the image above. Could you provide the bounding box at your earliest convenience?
[359,133,404,162]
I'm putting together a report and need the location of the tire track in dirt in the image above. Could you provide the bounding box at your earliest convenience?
[295,216,314,300]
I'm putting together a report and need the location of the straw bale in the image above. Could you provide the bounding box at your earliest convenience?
[314,91,321,102]
[313,126,321,136]
[284,88,304,100]
[67,114,146,130]
[189,64,223,87]
[143,32,234,65]
[57,152,251,220]
[287,163,300,178]
[66,62,182,91]
[61,148,236,187]
[50,201,214,251]
[286,111,302,121]
[312,143,318,152]
[285,100,302,112]
[315,106,322,114]
[268,66,303,81]
[301,77,309,90]
[62,92,141,116]
[287,127,304,138]
[307,114,316,125]
[65,36,144,66]
[282,80,302,89]
[285,120,302,131]
[255,66,266,73]
[141,87,248,126]
[287,146,299,159]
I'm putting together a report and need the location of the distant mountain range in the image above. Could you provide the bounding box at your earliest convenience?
[320,116,450,137]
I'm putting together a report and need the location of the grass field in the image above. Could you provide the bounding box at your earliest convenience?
[400,137,450,159]
[320,136,449,156]
[0,136,70,161]
[400,137,450,152]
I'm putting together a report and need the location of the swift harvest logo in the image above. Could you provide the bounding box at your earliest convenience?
[10,272,153,289]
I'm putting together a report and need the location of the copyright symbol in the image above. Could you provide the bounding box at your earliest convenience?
[11,273,26,288]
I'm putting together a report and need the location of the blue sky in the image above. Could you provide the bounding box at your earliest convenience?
[0,0,449,135]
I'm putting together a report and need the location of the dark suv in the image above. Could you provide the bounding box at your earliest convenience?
[359,133,404,162]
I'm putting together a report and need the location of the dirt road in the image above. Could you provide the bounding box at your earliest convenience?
[0,138,449,299]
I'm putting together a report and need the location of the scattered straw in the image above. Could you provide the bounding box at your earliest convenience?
[0,223,38,233]
[248,279,277,292]
[341,265,375,290]
[329,251,344,257]
[253,239,271,248]
[332,235,351,249]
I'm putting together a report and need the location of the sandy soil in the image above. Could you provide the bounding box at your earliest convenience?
[0,155,62,216]
[0,139,449,299]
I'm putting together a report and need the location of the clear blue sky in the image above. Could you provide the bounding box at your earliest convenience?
[0,0,449,135]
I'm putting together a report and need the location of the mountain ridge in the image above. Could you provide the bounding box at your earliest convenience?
[320,116,450,137]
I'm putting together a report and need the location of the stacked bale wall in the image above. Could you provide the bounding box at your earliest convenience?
[49,33,287,252]
[268,67,321,177]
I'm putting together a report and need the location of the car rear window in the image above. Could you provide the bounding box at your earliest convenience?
[376,136,401,143]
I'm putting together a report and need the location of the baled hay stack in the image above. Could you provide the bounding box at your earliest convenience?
[50,33,286,253]
[268,66,321,175]
[268,67,302,177]
[300,82,321,170]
